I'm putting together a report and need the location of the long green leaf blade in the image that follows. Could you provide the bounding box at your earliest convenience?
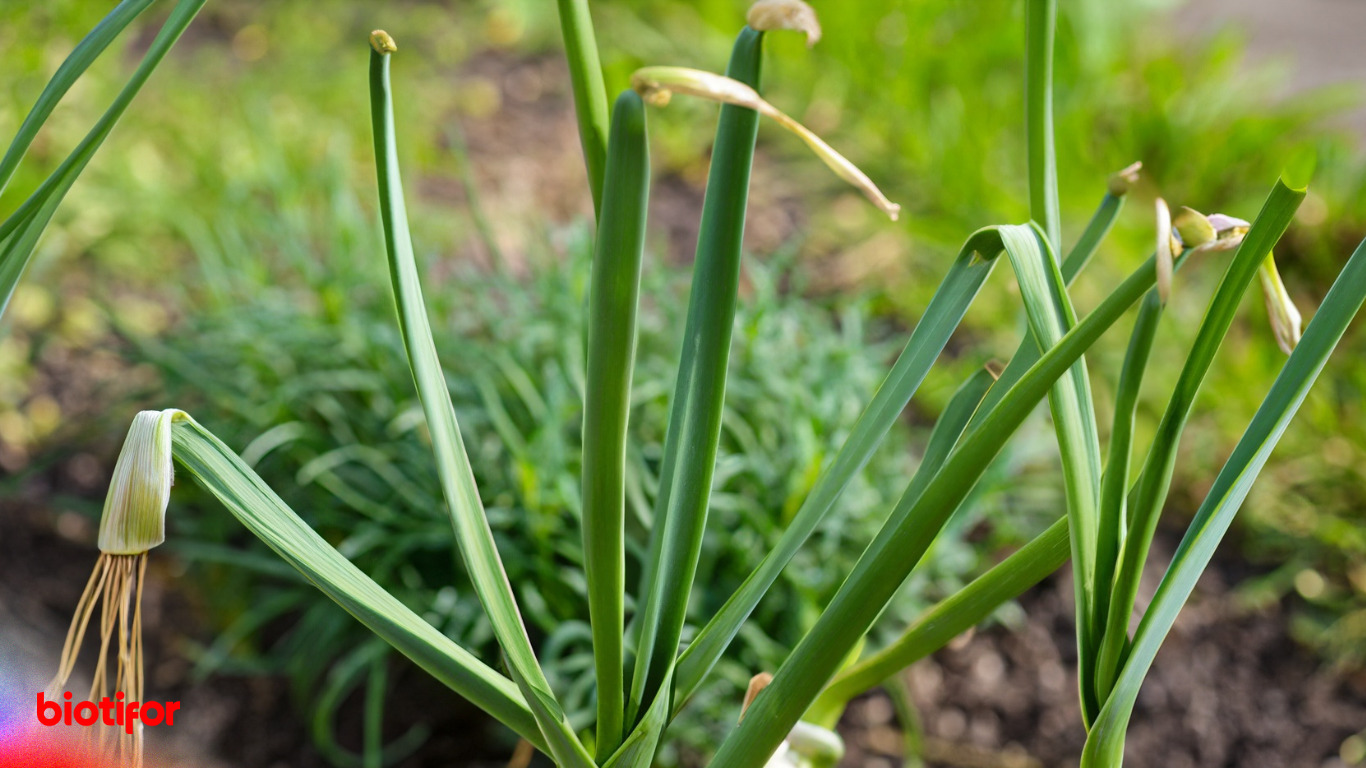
[0,0,156,198]
[713,238,1169,768]
[628,26,763,726]
[168,416,545,749]
[1024,0,1060,252]
[673,229,1005,712]
[807,516,1069,726]
[582,90,650,758]
[368,36,591,767]
[997,224,1105,721]
[555,0,612,216]
[1089,288,1163,702]
[1094,179,1305,700]
[675,180,1128,711]
[0,0,207,321]
[1083,233,1366,767]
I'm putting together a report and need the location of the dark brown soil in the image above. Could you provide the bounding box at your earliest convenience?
[836,548,1366,768]
[6,487,1365,767]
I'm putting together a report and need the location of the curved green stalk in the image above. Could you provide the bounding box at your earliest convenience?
[674,181,1127,715]
[369,37,591,767]
[968,180,1131,434]
[712,237,1167,768]
[1084,233,1366,767]
[627,27,763,727]
[673,229,1004,713]
[168,416,545,749]
[1025,0,1060,252]
[1064,186,1128,276]
[1094,180,1305,703]
[582,90,650,758]
[1,0,207,320]
[556,0,611,215]
[997,224,1105,726]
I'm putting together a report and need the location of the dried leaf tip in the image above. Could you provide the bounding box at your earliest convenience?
[747,0,822,47]
[1107,161,1142,196]
[99,409,184,555]
[370,30,397,54]
[1155,198,1174,305]
[740,672,773,722]
[1259,254,1302,354]
[629,66,900,220]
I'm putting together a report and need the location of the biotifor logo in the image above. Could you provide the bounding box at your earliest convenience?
[35,692,180,735]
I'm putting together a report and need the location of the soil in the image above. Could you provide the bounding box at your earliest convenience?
[836,548,1366,768]
[5,488,1365,768]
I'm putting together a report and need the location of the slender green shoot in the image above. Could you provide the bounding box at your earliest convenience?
[807,516,1069,727]
[582,90,650,758]
[1093,179,1305,700]
[1,0,207,319]
[556,0,611,216]
[369,33,591,766]
[168,415,546,749]
[1084,232,1366,767]
[713,228,1166,768]
[1024,0,1060,252]
[0,0,156,198]
[627,27,763,727]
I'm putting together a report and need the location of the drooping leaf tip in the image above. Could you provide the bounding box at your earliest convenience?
[1107,161,1142,196]
[1259,254,1303,354]
[98,409,186,554]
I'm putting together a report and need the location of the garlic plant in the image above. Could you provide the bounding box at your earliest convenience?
[48,409,184,767]
[4,1,1365,767]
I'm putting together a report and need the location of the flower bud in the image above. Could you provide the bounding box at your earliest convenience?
[369,30,397,54]
[98,409,184,554]
[1173,206,1217,249]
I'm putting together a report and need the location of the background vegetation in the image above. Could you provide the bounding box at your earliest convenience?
[2,0,1363,762]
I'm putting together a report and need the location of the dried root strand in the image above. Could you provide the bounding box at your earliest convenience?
[49,552,150,768]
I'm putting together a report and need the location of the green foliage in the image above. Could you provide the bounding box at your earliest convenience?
[120,152,1027,763]
[6,2,1366,766]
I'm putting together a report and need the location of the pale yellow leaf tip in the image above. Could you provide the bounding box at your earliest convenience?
[1259,254,1302,354]
[370,29,397,55]
[98,409,185,554]
[747,0,822,47]
[1107,161,1142,196]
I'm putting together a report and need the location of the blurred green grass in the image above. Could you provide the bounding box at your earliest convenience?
[2,0,1364,753]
